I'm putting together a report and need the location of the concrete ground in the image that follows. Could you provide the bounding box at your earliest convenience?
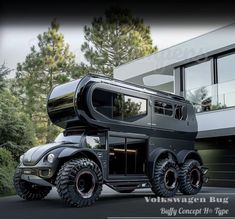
[0,186,235,219]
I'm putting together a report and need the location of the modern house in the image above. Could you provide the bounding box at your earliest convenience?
[114,23,235,187]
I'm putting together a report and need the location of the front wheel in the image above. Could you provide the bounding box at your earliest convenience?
[151,158,179,197]
[56,158,103,207]
[179,159,203,195]
[13,168,52,200]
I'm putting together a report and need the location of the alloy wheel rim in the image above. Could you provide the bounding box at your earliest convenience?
[75,170,96,198]
[164,168,177,190]
[190,168,201,188]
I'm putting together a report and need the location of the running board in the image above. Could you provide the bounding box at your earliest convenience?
[105,178,150,190]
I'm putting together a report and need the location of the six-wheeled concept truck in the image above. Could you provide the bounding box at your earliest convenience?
[14,74,208,207]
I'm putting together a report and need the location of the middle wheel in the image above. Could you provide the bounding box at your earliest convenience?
[151,158,179,197]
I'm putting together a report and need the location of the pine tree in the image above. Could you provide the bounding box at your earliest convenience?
[0,63,11,91]
[77,7,157,77]
[0,64,36,161]
[16,19,77,143]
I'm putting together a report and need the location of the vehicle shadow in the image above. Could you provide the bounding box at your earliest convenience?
[5,187,212,209]
[8,191,154,209]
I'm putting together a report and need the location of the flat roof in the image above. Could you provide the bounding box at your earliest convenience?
[114,23,235,81]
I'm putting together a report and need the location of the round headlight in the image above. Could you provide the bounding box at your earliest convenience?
[47,154,55,163]
[20,155,24,163]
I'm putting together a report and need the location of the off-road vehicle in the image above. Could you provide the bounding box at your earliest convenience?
[14,74,208,207]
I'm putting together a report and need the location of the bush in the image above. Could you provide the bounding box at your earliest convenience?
[0,90,36,162]
[0,148,16,196]
[0,165,15,195]
[0,90,36,146]
[0,147,13,166]
[0,141,30,162]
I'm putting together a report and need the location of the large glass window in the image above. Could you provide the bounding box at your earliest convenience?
[217,53,235,108]
[185,61,212,91]
[183,52,235,112]
[142,67,174,93]
[92,89,147,121]
[218,53,235,83]
[184,60,213,112]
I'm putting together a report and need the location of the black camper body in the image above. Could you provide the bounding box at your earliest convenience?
[14,75,208,207]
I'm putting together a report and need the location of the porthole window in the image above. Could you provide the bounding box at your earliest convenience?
[175,105,187,120]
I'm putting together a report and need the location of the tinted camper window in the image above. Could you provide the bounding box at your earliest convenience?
[154,101,173,116]
[92,89,147,121]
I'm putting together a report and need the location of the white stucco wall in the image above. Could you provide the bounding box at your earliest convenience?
[114,23,235,81]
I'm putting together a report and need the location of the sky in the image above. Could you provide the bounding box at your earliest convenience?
[1,1,235,78]
[1,22,232,78]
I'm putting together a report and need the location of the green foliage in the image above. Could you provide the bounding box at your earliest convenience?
[0,148,15,195]
[0,86,35,196]
[0,63,12,91]
[15,19,77,143]
[0,141,29,162]
[186,87,209,111]
[47,124,63,143]
[0,12,157,196]
[76,7,157,77]
[211,103,227,110]
[0,90,36,149]
[0,148,14,167]
[0,165,15,195]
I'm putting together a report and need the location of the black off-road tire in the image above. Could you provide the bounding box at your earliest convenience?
[56,158,103,207]
[13,168,52,200]
[179,159,203,195]
[151,158,179,197]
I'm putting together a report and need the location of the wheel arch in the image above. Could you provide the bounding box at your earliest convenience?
[148,148,178,179]
[57,148,104,176]
[177,150,203,165]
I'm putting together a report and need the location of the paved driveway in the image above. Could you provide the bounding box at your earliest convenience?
[0,186,235,219]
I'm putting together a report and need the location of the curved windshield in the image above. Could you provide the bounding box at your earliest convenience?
[54,133,82,144]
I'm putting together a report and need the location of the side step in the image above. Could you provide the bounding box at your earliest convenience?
[105,178,150,191]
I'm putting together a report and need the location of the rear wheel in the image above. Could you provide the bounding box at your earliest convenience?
[13,168,51,200]
[56,158,103,207]
[179,159,203,195]
[151,158,179,197]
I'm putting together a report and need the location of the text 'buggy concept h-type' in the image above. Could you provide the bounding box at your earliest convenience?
[14,74,208,207]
